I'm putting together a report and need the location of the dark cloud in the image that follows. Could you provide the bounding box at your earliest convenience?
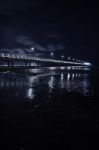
[16,36,34,46]
[0,0,40,16]
[16,36,46,51]
[46,33,62,39]
[47,44,64,52]
[0,0,98,65]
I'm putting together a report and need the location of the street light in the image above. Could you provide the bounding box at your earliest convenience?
[31,47,34,52]
[73,58,75,61]
[61,55,64,59]
[68,57,70,60]
[50,52,54,57]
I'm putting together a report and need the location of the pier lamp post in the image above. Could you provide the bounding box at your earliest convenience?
[31,47,35,52]
[73,58,75,61]
[50,52,54,57]
[61,55,64,59]
[68,57,70,60]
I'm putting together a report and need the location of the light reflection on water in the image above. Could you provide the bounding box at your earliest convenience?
[0,68,98,149]
[0,69,91,100]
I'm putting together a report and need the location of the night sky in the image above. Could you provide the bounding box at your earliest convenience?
[0,0,99,65]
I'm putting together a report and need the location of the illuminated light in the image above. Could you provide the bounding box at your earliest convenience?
[61,67,65,70]
[67,66,71,70]
[60,73,64,89]
[27,88,34,99]
[61,55,64,59]
[72,73,75,80]
[61,73,64,80]
[68,57,70,60]
[31,47,34,51]
[49,67,56,70]
[48,75,54,90]
[73,58,75,61]
[61,73,64,77]
[67,73,70,80]
[83,62,91,66]
[50,52,54,56]
[9,55,92,67]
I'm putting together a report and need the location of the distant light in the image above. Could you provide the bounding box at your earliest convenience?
[50,52,54,56]
[67,66,71,70]
[31,47,34,51]
[68,57,70,60]
[49,67,56,70]
[83,62,91,66]
[61,67,65,70]
[61,55,64,59]
[73,58,75,61]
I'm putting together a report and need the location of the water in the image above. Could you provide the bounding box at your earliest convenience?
[0,67,99,149]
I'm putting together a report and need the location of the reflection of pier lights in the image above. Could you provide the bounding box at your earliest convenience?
[27,88,34,99]
[60,73,64,89]
[67,73,70,80]
[48,75,54,92]
[61,73,64,80]
[72,73,75,80]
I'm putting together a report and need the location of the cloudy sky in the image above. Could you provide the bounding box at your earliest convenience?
[0,0,98,65]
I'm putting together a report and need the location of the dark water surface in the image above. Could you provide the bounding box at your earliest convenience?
[0,67,99,149]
